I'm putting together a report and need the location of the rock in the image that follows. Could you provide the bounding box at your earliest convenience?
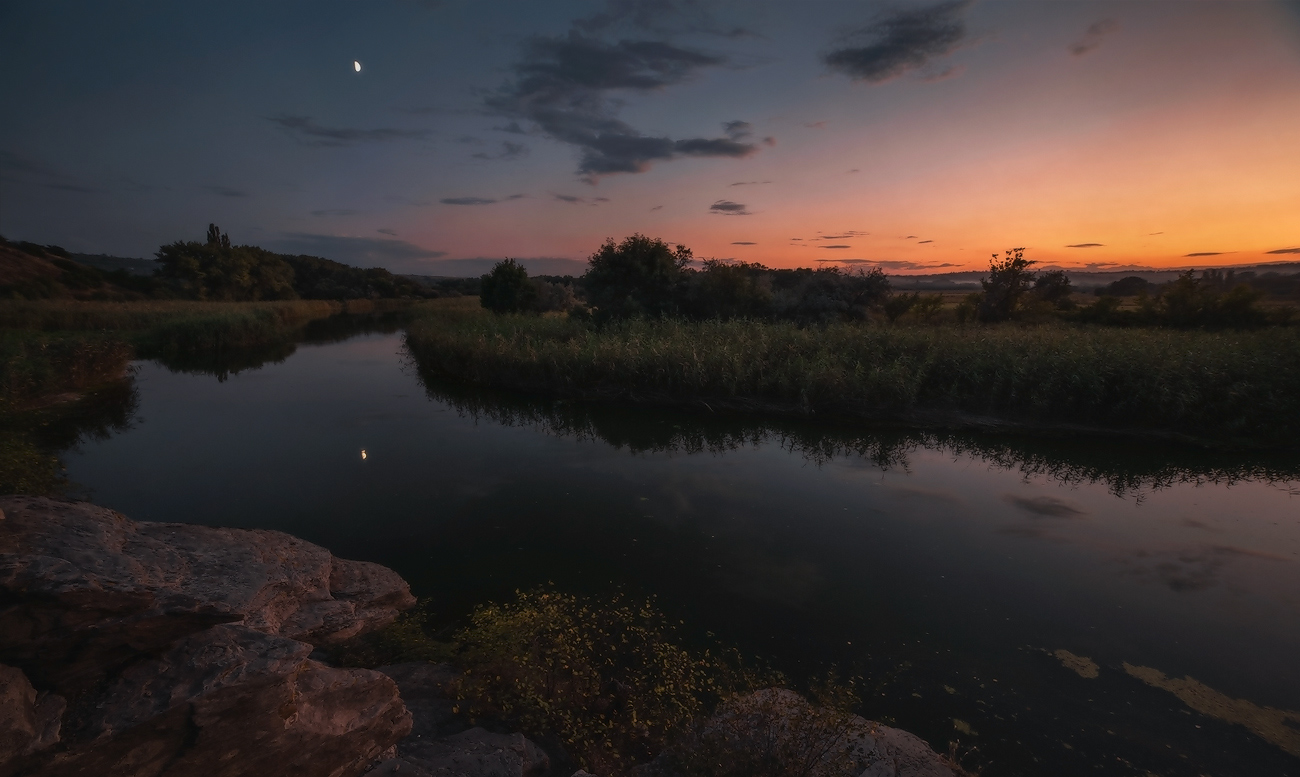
[377,663,463,740]
[0,664,65,777]
[373,728,549,777]
[0,496,418,777]
[0,496,415,693]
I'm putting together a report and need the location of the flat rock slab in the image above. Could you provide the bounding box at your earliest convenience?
[0,496,414,692]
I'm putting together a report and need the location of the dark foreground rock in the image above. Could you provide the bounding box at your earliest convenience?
[0,496,416,777]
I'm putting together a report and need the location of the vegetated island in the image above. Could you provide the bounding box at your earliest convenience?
[405,235,1300,449]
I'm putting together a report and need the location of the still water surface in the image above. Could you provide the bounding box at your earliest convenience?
[63,326,1300,776]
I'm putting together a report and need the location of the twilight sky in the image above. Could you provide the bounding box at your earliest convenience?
[2,0,1298,276]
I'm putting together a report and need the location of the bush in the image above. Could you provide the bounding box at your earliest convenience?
[882,292,919,324]
[480,259,538,314]
[977,248,1035,322]
[584,234,693,320]
[454,589,770,775]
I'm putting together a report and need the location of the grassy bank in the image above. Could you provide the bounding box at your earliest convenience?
[405,303,1300,447]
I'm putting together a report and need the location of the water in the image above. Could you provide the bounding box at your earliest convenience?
[59,325,1300,775]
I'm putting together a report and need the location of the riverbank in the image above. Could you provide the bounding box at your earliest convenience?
[404,302,1300,448]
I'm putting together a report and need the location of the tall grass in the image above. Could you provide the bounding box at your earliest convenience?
[405,306,1300,446]
[0,299,340,332]
[0,331,134,405]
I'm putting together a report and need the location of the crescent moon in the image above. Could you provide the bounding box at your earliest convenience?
[354,60,362,72]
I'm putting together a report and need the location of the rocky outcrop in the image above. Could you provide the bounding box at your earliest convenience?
[368,663,550,777]
[0,496,416,777]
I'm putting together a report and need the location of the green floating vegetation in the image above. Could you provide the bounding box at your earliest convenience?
[405,304,1300,447]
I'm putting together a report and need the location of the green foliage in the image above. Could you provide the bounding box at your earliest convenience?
[1078,269,1274,329]
[883,292,919,323]
[684,260,774,320]
[155,237,297,302]
[978,248,1036,322]
[911,294,945,322]
[281,253,428,300]
[480,259,538,314]
[453,589,774,775]
[584,234,694,320]
[406,308,1300,446]
[0,331,133,405]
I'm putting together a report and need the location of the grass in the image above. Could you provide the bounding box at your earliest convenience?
[405,303,1300,447]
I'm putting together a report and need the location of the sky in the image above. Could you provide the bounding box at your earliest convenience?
[2,0,1299,276]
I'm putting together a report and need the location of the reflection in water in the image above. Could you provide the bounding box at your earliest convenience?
[412,366,1300,499]
[52,329,1300,775]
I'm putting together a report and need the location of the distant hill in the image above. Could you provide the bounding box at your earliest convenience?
[70,253,159,276]
[889,262,1300,290]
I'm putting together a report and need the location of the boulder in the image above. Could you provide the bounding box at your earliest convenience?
[0,496,417,777]
[0,496,415,693]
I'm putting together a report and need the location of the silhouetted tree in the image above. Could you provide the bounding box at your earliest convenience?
[584,234,692,320]
[480,258,537,313]
[978,248,1036,322]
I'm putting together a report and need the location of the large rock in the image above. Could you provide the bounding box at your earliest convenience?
[0,496,417,777]
[0,496,415,692]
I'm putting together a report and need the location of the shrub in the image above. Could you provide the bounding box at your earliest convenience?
[977,248,1035,322]
[882,292,919,323]
[454,589,770,775]
[584,234,693,320]
[480,259,538,314]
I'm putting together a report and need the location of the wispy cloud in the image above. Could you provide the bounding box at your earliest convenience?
[824,1,970,84]
[440,194,527,206]
[1069,19,1119,57]
[268,115,431,146]
[1185,252,1225,257]
[486,16,762,180]
[1266,247,1300,255]
[310,208,361,217]
[731,241,756,245]
[820,245,852,249]
[710,200,751,215]
[730,180,771,186]
[818,258,959,270]
[1066,243,1105,248]
[472,141,529,161]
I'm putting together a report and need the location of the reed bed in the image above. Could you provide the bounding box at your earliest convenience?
[405,306,1300,446]
[0,332,134,405]
[0,299,341,332]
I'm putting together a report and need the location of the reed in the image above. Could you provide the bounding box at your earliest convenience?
[405,305,1300,446]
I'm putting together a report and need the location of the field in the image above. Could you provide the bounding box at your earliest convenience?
[405,300,1300,447]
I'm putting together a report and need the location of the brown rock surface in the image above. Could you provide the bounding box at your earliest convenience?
[0,495,414,692]
[0,496,417,777]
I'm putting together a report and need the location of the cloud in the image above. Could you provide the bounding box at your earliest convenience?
[804,121,827,129]
[650,205,664,211]
[487,28,761,179]
[816,231,870,239]
[820,245,852,249]
[730,180,771,186]
[847,168,859,173]
[731,241,756,245]
[1069,19,1119,57]
[552,192,609,205]
[0,150,103,193]
[268,115,431,146]
[918,240,933,244]
[1066,243,1104,248]
[710,200,751,215]
[204,185,249,198]
[472,141,529,161]
[269,233,447,271]
[440,194,527,206]
[377,228,398,236]
[1266,247,1300,255]
[1149,232,1164,235]
[310,208,360,217]
[1185,252,1224,257]
[824,1,970,83]
[1005,494,1086,518]
[817,258,959,270]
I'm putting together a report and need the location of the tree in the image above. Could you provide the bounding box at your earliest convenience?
[156,226,295,301]
[583,234,692,320]
[978,247,1036,322]
[480,258,537,314]
[1032,269,1074,309]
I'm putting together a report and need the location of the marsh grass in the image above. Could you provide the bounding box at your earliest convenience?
[405,305,1300,446]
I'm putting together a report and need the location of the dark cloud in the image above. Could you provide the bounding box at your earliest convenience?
[820,245,852,249]
[731,241,756,245]
[1149,232,1164,235]
[1066,243,1104,248]
[440,195,526,206]
[268,115,430,146]
[1069,19,1119,57]
[710,200,751,215]
[487,29,760,179]
[552,192,609,205]
[818,231,870,239]
[1266,247,1300,254]
[204,185,249,198]
[804,121,827,129]
[1185,252,1224,257]
[268,233,447,271]
[377,228,398,236]
[918,240,933,244]
[1005,494,1086,518]
[722,120,753,140]
[472,141,529,161]
[310,208,360,216]
[847,168,860,173]
[650,205,664,211]
[0,150,103,193]
[824,1,970,84]
[817,258,959,270]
